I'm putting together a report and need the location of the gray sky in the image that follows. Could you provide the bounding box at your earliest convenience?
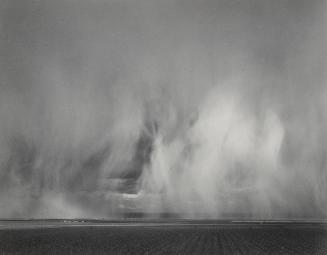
[0,0,326,218]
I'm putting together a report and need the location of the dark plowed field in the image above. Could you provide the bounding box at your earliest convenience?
[0,223,326,254]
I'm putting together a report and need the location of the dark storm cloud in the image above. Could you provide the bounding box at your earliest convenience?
[0,0,326,218]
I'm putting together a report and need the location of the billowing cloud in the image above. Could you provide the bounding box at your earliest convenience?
[0,0,326,218]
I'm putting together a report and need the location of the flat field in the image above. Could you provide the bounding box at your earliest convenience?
[0,221,326,254]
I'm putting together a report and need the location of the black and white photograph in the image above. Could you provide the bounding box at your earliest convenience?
[0,0,326,254]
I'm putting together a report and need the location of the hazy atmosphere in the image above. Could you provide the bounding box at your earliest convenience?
[0,0,326,219]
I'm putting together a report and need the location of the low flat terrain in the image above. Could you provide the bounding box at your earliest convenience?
[0,221,326,254]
